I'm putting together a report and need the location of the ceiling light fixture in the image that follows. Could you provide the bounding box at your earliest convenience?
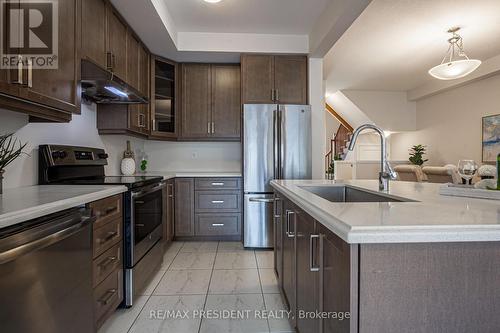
[428,27,481,80]
[204,0,222,3]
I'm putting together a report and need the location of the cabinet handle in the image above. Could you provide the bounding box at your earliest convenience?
[138,113,146,127]
[275,89,279,101]
[27,59,32,88]
[152,119,156,131]
[211,200,224,204]
[98,289,117,305]
[99,231,118,243]
[112,54,116,70]
[99,256,117,269]
[211,182,225,186]
[12,55,23,85]
[212,223,224,227]
[271,89,275,101]
[106,52,113,71]
[310,234,319,272]
[207,122,210,134]
[211,122,215,134]
[286,210,295,238]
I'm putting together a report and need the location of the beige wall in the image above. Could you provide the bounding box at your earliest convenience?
[391,73,500,165]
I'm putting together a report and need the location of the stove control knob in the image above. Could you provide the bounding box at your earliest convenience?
[98,153,109,159]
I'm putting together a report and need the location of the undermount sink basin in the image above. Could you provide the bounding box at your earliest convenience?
[300,185,410,203]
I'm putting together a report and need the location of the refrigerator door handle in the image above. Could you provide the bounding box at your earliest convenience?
[273,109,279,180]
[279,107,284,180]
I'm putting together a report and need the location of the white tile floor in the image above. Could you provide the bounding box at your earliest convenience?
[99,241,294,333]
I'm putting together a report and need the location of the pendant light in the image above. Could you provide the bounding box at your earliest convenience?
[428,27,481,80]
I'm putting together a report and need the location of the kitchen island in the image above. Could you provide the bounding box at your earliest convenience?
[271,179,500,333]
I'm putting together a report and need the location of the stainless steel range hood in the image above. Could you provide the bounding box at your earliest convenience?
[81,60,148,104]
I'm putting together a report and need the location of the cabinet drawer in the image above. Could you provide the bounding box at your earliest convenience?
[196,214,241,236]
[90,194,122,229]
[195,178,241,190]
[93,242,122,288]
[94,268,123,329]
[93,217,122,258]
[195,191,241,213]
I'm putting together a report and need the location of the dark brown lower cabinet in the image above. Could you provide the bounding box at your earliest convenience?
[173,177,242,240]
[318,223,357,333]
[296,210,319,333]
[273,195,283,288]
[282,199,297,326]
[174,178,195,237]
[163,179,175,243]
[274,191,500,333]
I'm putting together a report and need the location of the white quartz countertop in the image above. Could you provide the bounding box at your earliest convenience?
[0,185,127,230]
[144,171,242,180]
[271,179,500,244]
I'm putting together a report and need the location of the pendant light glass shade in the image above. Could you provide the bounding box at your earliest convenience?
[429,59,481,80]
[428,27,481,80]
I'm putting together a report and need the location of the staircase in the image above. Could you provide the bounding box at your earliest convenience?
[325,103,353,179]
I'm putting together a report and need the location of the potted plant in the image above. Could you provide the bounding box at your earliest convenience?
[0,133,27,194]
[408,144,428,166]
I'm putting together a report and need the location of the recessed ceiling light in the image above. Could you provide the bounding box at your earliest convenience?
[204,0,222,3]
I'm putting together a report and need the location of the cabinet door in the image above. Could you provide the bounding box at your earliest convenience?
[151,56,177,138]
[181,64,211,139]
[165,180,175,242]
[126,32,140,90]
[174,178,194,237]
[19,0,78,113]
[81,0,107,68]
[106,7,127,79]
[282,199,297,327]
[241,54,274,104]
[319,224,354,333]
[296,210,319,333]
[274,195,284,288]
[274,55,308,105]
[211,65,241,139]
[138,45,150,134]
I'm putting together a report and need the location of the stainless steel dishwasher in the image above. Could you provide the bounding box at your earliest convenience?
[0,207,95,333]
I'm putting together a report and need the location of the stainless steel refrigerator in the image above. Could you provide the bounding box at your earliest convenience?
[243,104,311,248]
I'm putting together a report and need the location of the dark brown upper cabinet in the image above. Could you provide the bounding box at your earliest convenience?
[81,0,107,68]
[181,63,212,140]
[241,54,308,105]
[106,6,127,80]
[150,56,178,140]
[274,56,308,105]
[181,63,241,141]
[126,33,140,91]
[241,55,274,104]
[211,65,241,139]
[0,0,79,122]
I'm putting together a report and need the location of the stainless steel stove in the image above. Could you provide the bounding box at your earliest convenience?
[39,144,164,307]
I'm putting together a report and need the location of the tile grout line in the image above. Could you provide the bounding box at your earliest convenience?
[197,241,219,333]
[126,242,184,333]
[255,250,272,333]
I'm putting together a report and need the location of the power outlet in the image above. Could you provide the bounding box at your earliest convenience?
[191,152,198,159]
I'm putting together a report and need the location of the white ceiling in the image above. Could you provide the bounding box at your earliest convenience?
[324,0,500,93]
[164,0,332,34]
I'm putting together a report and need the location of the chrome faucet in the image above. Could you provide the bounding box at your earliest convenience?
[348,124,397,191]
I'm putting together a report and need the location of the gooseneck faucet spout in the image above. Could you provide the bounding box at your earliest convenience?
[347,124,397,191]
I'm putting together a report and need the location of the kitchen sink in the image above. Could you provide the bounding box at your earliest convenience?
[300,185,410,203]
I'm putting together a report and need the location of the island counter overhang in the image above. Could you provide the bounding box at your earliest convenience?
[271,179,500,333]
[270,179,500,244]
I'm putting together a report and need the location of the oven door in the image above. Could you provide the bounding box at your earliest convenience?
[130,183,164,266]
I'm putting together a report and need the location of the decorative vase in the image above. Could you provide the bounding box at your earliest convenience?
[121,157,136,176]
[0,169,4,194]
